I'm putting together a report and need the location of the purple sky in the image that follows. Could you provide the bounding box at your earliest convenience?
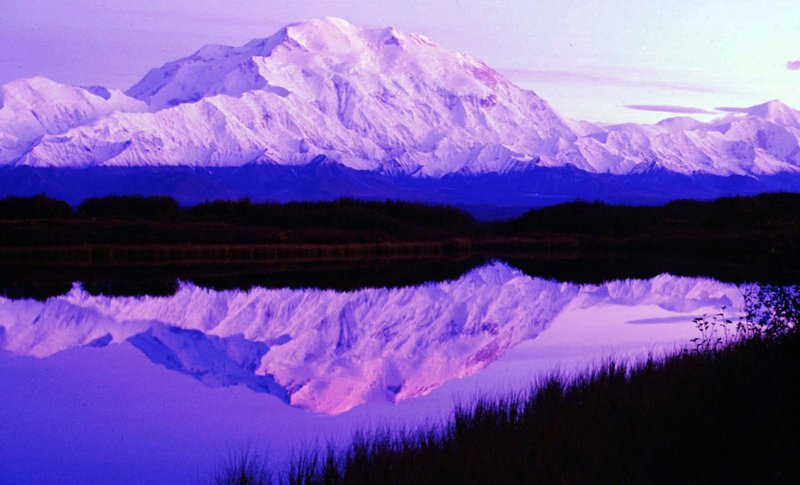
[1,0,797,123]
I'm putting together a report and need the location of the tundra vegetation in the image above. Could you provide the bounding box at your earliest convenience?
[216,284,800,484]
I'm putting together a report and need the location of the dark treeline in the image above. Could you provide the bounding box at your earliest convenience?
[498,195,800,235]
[2,191,800,241]
[0,195,477,244]
[1,192,800,264]
[2,191,800,230]
[0,194,476,232]
[490,194,800,265]
[2,193,800,298]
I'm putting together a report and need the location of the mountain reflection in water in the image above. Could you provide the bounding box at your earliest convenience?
[0,250,794,301]
[0,261,741,414]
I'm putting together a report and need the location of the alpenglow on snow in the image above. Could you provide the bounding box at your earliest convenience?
[1,17,799,178]
[0,262,741,414]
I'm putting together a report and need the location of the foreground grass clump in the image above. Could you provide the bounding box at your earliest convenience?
[214,451,272,485]
[218,293,800,484]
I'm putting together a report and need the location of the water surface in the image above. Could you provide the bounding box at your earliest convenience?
[0,261,745,483]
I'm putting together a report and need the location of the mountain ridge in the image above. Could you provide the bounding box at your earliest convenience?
[0,17,799,202]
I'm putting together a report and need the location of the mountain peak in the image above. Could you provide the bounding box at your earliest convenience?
[745,99,800,125]
[716,100,799,124]
[102,17,575,173]
[190,43,237,62]
[742,99,788,116]
[125,18,428,110]
[284,17,411,46]
[3,18,799,180]
[287,16,357,33]
[281,16,372,55]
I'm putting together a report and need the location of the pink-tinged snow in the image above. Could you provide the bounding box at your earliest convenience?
[0,17,798,177]
[0,77,147,163]
[4,17,574,174]
[0,264,742,483]
[0,263,740,414]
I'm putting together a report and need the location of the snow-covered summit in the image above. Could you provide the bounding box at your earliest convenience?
[127,17,518,112]
[1,17,799,178]
[2,17,578,173]
[719,100,800,127]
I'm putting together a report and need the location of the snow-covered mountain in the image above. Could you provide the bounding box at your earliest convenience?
[1,16,798,179]
[5,18,578,175]
[0,263,741,414]
[573,100,800,176]
[0,77,147,164]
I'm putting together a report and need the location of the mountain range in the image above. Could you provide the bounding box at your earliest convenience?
[1,17,799,212]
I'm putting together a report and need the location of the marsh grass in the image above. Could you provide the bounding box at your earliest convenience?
[215,327,799,484]
[213,450,273,485]
[216,285,800,484]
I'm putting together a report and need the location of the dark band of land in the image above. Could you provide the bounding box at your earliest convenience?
[1,193,799,298]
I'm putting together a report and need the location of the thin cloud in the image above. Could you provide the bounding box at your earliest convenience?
[787,59,800,71]
[715,106,749,113]
[500,68,742,95]
[624,104,715,115]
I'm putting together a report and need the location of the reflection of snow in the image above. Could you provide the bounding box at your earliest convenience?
[0,265,745,484]
[0,262,742,414]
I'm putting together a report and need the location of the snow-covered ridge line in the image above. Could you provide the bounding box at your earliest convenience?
[0,263,741,414]
[0,17,798,177]
[0,77,147,164]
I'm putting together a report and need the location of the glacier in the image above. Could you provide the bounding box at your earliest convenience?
[0,262,742,414]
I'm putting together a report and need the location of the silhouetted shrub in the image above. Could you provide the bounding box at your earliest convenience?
[691,284,800,352]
